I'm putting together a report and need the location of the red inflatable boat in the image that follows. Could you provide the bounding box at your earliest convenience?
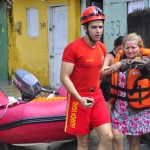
[0,69,75,144]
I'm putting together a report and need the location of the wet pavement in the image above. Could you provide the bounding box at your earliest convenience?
[0,130,150,150]
[0,79,150,150]
[0,80,20,98]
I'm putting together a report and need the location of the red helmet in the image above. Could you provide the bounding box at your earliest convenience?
[81,6,105,25]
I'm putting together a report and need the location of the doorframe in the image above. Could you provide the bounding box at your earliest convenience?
[48,4,67,89]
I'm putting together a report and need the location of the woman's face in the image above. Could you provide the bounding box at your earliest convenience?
[123,40,140,59]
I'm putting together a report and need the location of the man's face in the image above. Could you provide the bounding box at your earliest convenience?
[84,20,104,42]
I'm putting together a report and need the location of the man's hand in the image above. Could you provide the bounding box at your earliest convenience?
[110,62,121,73]
[79,97,94,108]
[101,66,113,75]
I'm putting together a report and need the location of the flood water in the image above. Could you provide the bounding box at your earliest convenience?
[0,80,150,150]
[0,80,20,98]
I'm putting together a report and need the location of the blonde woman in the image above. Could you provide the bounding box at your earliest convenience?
[108,33,150,150]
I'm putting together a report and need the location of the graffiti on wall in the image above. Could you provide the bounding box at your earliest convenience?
[40,22,46,29]
[105,20,121,36]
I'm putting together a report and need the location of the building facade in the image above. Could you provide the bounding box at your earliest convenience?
[1,0,150,89]
[103,0,150,51]
[9,0,81,88]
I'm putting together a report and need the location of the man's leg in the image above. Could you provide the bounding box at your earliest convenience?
[95,123,113,150]
[76,134,89,150]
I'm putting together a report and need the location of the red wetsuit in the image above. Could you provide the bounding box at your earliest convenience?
[62,37,111,135]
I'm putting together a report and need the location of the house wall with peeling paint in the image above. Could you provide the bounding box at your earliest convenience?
[103,0,149,51]
[10,0,80,87]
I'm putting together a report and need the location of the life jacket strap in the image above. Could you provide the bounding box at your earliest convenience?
[111,93,150,103]
[111,84,150,94]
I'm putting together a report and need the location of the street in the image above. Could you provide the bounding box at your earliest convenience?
[1,130,150,150]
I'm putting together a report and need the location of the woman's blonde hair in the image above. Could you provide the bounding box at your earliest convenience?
[122,32,144,49]
[121,33,144,58]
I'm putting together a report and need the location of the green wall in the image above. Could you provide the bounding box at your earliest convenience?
[103,0,127,52]
[0,2,8,80]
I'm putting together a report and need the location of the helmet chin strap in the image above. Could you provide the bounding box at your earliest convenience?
[86,31,95,43]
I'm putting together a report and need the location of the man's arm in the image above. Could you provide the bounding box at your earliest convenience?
[100,54,114,78]
[60,61,94,107]
[60,61,81,101]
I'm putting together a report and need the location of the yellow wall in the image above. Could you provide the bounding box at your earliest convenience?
[10,0,80,87]
[7,8,18,80]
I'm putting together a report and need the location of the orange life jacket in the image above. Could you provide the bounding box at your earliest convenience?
[110,48,150,109]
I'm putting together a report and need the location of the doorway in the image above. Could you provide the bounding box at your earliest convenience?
[48,5,68,89]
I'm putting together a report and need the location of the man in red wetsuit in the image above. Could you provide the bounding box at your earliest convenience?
[60,6,113,150]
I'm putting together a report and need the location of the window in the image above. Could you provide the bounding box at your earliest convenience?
[27,8,39,37]
[128,0,144,14]
[86,0,103,9]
